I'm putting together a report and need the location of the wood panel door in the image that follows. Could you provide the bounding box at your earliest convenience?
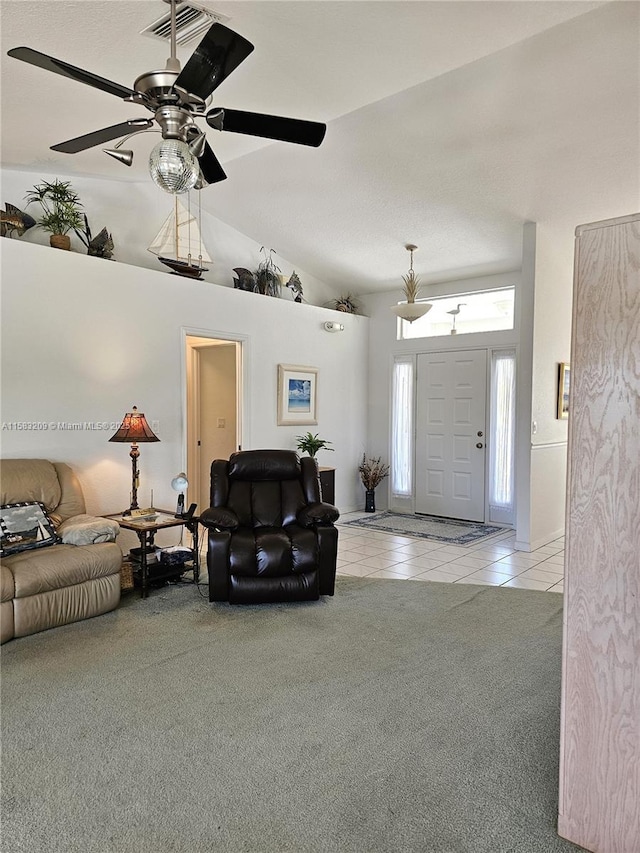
[558,213,640,853]
[415,350,487,521]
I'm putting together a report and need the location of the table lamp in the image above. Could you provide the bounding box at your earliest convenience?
[109,406,160,514]
[171,472,189,517]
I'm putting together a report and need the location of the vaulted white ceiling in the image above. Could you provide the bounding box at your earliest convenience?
[1,1,638,294]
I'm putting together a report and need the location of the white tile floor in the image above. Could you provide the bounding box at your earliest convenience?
[335,514,564,593]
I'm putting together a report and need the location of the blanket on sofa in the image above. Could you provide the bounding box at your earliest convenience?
[57,515,120,546]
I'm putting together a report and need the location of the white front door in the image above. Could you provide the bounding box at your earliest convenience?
[415,350,487,521]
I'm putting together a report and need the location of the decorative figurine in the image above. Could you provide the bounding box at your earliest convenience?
[232,267,258,292]
[75,214,114,259]
[286,271,304,302]
[1,202,36,238]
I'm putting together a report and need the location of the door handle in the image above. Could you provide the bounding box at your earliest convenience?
[476,442,484,449]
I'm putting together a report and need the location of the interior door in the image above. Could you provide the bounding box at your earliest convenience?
[415,350,487,521]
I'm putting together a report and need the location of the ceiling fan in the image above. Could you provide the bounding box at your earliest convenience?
[7,0,327,194]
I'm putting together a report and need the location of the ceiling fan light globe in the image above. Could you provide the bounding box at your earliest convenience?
[149,139,199,194]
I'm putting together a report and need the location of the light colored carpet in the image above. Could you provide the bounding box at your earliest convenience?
[1,577,586,853]
[342,511,505,544]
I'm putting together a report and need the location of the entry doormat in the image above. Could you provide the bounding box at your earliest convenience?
[343,512,505,545]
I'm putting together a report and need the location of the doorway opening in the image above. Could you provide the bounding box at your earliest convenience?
[185,335,243,516]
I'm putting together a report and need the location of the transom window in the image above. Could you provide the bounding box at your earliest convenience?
[397,286,515,340]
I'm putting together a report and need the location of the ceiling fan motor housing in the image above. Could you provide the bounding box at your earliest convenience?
[155,105,196,140]
[134,69,181,106]
[133,68,210,141]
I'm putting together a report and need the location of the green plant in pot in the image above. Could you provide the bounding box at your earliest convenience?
[24,179,84,250]
[295,432,333,458]
[359,454,390,513]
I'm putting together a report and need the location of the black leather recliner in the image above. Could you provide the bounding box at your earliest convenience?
[200,450,340,604]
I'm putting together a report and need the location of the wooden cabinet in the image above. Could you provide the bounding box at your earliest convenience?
[318,467,335,505]
[558,214,640,852]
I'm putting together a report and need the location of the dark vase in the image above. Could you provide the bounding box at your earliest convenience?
[365,489,376,513]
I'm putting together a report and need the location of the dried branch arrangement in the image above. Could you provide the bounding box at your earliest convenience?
[358,455,390,490]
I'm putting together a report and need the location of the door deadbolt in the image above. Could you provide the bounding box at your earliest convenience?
[476,442,484,449]
[477,431,484,437]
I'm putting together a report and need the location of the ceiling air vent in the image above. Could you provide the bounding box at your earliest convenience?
[141,3,230,47]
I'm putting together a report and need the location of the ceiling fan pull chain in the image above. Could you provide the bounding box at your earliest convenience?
[187,190,192,266]
[174,196,180,261]
[197,189,203,265]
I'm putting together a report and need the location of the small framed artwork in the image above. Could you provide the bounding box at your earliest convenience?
[277,364,318,425]
[557,362,571,419]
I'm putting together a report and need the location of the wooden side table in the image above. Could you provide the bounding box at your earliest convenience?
[318,467,335,505]
[105,510,199,599]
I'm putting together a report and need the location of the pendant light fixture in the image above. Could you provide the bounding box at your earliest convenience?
[390,244,432,323]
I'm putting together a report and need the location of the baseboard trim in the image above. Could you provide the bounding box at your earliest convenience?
[515,527,564,552]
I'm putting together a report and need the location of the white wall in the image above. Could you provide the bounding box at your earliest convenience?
[1,167,339,308]
[530,222,574,446]
[0,240,369,521]
[514,223,536,548]
[516,222,574,550]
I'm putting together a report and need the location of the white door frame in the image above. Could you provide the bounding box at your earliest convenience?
[180,327,250,508]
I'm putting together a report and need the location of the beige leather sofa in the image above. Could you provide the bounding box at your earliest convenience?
[1,459,122,643]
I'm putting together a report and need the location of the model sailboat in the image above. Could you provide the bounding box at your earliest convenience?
[147,198,212,280]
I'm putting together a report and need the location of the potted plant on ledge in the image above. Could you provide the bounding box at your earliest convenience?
[295,432,333,458]
[25,179,84,250]
[358,455,390,513]
[255,247,282,297]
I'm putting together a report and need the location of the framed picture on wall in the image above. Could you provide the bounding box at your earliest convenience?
[557,362,571,419]
[277,364,318,425]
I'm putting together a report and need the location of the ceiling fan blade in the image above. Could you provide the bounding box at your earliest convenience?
[7,47,136,100]
[50,119,154,154]
[173,24,254,102]
[198,141,227,185]
[206,108,326,147]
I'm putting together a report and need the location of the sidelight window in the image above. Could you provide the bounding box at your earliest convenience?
[489,349,516,522]
[391,358,414,497]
